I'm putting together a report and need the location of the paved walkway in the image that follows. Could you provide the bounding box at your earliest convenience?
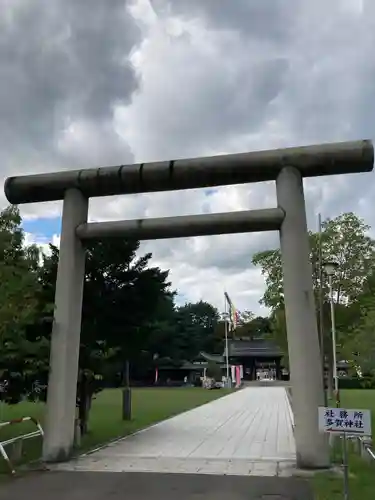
[55,387,296,476]
[0,471,314,500]
[0,388,314,499]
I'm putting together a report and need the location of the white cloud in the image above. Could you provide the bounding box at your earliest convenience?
[24,232,61,259]
[3,0,375,315]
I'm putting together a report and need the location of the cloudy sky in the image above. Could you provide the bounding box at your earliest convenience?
[2,0,375,315]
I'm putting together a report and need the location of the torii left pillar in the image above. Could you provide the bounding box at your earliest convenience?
[42,189,88,462]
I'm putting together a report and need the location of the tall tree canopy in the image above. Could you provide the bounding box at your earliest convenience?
[341,270,375,377]
[253,213,375,310]
[0,206,48,402]
[171,301,221,361]
[234,313,272,340]
[40,239,174,379]
[252,212,375,376]
[0,204,227,406]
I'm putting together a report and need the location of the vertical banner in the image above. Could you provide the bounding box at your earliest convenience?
[235,366,241,387]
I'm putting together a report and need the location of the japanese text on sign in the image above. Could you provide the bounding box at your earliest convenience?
[318,407,371,436]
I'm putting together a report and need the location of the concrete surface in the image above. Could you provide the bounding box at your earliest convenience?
[277,166,329,468]
[0,471,314,500]
[54,387,296,476]
[0,388,316,499]
[42,188,88,462]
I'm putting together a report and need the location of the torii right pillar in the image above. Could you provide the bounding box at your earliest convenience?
[277,166,329,469]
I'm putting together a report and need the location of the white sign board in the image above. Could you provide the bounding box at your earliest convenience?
[318,407,372,436]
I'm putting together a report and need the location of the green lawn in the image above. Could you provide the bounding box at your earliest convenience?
[312,389,375,500]
[0,387,231,474]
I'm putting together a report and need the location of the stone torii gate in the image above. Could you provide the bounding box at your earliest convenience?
[4,140,373,469]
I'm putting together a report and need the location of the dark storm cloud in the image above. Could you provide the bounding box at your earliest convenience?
[14,0,375,314]
[149,0,375,236]
[163,57,288,155]
[143,1,291,160]
[0,0,140,176]
[125,39,289,162]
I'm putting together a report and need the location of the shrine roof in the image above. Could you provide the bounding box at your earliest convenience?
[223,339,283,358]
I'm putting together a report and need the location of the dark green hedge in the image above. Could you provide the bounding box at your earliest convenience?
[338,377,375,389]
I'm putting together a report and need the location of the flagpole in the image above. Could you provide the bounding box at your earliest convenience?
[318,213,328,407]
[224,292,230,384]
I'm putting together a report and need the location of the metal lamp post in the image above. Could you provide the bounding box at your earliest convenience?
[323,260,340,407]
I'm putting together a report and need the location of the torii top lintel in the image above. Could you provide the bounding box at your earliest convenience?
[4,140,374,205]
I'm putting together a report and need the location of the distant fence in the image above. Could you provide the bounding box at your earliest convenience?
[285,386,294,431]
[356,436,375,462]
[0,417,44,474]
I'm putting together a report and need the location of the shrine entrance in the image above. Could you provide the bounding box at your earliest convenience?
[5,139,373,469]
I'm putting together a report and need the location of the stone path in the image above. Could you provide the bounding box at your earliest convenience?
[54,387,296,476]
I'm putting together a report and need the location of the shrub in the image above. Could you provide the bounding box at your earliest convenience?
[338,377,375,389]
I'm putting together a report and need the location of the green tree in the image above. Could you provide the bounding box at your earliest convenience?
[0,206,47,403]
[235,313,271,340]
[252,250,284,310]
[268,308,289,369]
[341,270,375,379]
[214,312,272,345]
[38,238,173,431]
[81,239,172,373]
[145,296,185,369]
[0,206,41,332]
[253,213,375,308]
[173,301,221,360]
[319,212,375,303]
[252,212,375,381]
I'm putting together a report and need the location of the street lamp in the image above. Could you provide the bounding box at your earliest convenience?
[323,261,338,277]
[323,260,340,407]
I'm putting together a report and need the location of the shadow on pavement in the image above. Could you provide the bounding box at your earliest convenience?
[0,470,313,499]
